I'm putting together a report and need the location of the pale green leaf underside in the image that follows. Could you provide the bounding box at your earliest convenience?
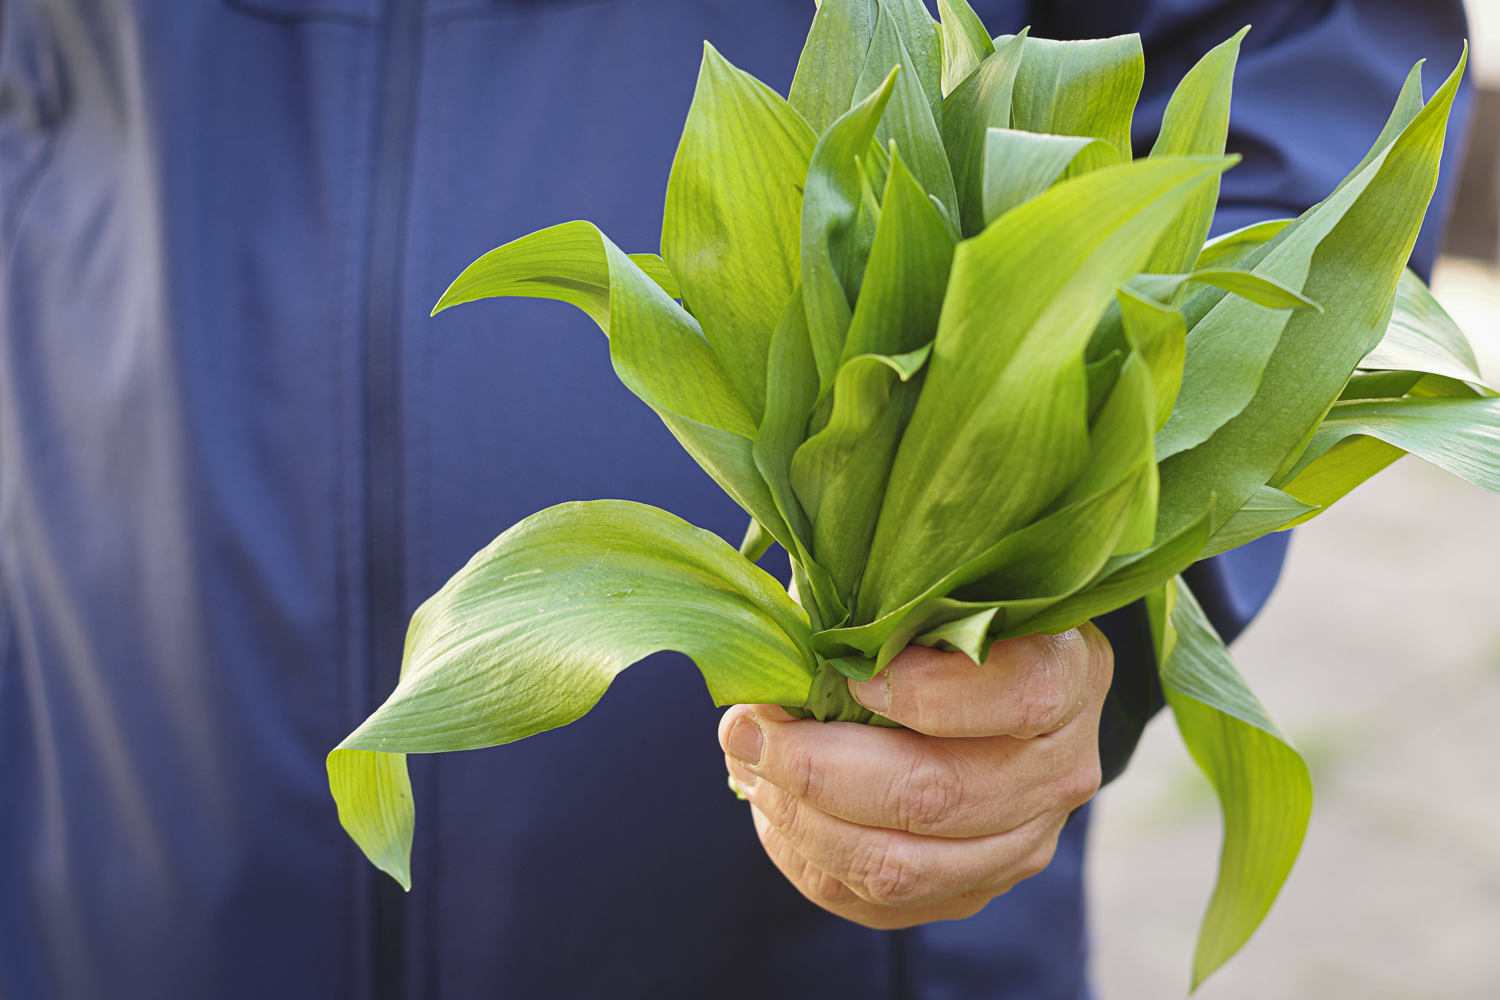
[1360,268,1487,384]
[332,501,820,886]
[1159,580,1312,989]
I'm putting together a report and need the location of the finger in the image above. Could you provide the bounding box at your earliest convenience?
[735,767,1065,908]
[847,623,1113,738]
[748,806,992,930]
[724,709,1101,837]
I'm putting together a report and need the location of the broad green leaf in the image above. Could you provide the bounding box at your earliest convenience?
[936,0,994,96]
[327,748,414,888]
[1009,34,1145,164]
[1277,395,1500,494]
[1156,51,1465,494]
[811,378,923,604]
[912,606,997,664]
[853,6,958,212]
[792,346,930,520]
[843,150,957,361]
[981,129,1117,225]
[1086,348,1125,422]
[1117,286,1186,430]
[1198,485,1315,559]
[433,222,756,441]
[1409,372,1494,397]
[1360,269,1487,384]
[803,71,899,394]
[876,0,943,124]
[662,44,818,423]
[1156,579,1312,989]
[1338,61,1429,198]
[331,501,818,887]
[1193,218,1294,270]
[1183,268,1321,312]
[1339,368,1425,401]
[941,31,1029,237]
[790,0,876,136]
[817,471,1145,670]
[1050,353,1158,555]
[999,501,1213,639]
[628,253,681,299]
[433,220,635,329]
[860,156,1231,617]
[1280,435,1406,525]
[1143,28,1247,274]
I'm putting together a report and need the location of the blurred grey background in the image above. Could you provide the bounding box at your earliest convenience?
[1088,2,1500,995]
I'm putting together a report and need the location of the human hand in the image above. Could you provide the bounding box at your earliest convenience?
[717,624,1113,929]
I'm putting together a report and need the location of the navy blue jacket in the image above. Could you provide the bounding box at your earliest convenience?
[0,2,1467,998]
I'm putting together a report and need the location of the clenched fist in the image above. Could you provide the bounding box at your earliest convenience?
[718,625,1113,929]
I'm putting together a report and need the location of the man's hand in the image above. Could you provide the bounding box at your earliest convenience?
[717,625,1113,929]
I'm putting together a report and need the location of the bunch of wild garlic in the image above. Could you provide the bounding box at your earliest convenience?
[330,0,1493,984]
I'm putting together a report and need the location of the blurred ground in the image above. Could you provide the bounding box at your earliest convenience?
[1086,258,1500,997]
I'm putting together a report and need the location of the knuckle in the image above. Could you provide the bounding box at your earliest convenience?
[1018,837,1059,882]
[804,866,856,908]
[756,781,801,831]
[850,835,923,906]
[788,743,821,803]
[898,752,965,834]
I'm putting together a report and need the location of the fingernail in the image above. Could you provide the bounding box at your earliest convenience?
[849,676,889,714]
[727,716,764,766]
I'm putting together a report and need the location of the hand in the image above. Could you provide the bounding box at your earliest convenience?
[717,624,1113,929]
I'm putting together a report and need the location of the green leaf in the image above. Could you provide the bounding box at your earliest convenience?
[627,253,681,299]
[853,4,958,212]
[875,0,943,124]
[1338,368,1425,401]
[803,70,900,394]
[663,44,819,423]
[432,220,623,328]
[843,150,957,361]
[433,221,756,441]
[790,0,876,136]
[1009,34,1145,164]
[941,31,1029,237]
[327,748,414,889]
[1154,579,1312,989]
[1117,286,1186,430]
[1278,395,1500,494]
[1156,49,1466,519]
[330,500,820,887]
[1085,348,1125,422]
[816,471,1146,671]
[860,155,1231,618]
[792,346,930,522]
[1049,352,1158,555]
[1143,28,1248,274]
[981,129,1117,225]
[998,501,1213,639]
[1279,435,1406,524]
[936,0,994,96]
[1193,218,1294,270]
[1198,485,1316,559]
[753,287,849,628]
[1184,268,1322,312]
[912,606,998,664]
[1360,268,1488,384]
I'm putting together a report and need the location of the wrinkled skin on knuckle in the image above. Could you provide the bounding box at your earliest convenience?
[848,832,927,906]
[1008,632,1089,737]
[897,748,966,835]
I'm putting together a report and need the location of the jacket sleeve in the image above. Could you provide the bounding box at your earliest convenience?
[1026,0,1473,782]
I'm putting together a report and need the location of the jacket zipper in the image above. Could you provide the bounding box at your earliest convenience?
[364,0,425,998]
